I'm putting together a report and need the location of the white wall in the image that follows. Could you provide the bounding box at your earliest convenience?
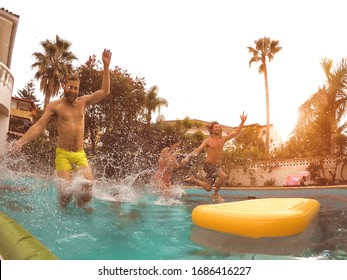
[0,62,13,154]
[228,157,339,187]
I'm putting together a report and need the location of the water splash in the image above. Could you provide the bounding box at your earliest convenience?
[93,168,185,205]
[1,145,185,207]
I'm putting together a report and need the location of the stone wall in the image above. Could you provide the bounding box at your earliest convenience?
[228,157,343,187]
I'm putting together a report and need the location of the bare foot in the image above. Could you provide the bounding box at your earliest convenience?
[212,193,225,203]
[184,175,212,191]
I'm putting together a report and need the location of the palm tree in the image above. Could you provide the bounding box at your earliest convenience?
[31,35,77,109]
[144,85,168,125]
[248,37,282,154]
[295,58,347,155]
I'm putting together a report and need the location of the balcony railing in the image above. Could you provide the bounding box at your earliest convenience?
[0,62,14,92]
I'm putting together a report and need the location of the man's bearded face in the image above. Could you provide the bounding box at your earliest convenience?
[64,81,80,103]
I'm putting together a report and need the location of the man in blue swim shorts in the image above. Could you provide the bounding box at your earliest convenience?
[11,49,112,210]
[182,112,247,202]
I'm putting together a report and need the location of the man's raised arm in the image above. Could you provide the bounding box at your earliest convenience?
[225,111,247,140]
[86,49,112,105]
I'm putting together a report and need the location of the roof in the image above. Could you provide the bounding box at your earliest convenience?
[0,7,19,18]
[11,96,36,104]
[0,7,20,68]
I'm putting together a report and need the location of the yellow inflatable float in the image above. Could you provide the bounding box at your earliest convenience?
[0,211,58,260]
[192,198,320,238]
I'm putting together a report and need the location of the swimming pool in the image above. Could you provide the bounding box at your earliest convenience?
[1,174,347,260]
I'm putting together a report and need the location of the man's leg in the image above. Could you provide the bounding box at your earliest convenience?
[212,170,227,201]
[184,175,212,191]
[57,170,73,208]
[76,166,93,208]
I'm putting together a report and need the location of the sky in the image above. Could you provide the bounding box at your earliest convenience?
[2,0,347,141]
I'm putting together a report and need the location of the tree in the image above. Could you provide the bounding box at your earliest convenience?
[76,55,105,153]
[31,35,77,109]
[294,58,347,155]
[144,85,168,125]
[16,79,40,105]
[222,126,266,164]
[104,66,147,130]
[77,58,149,178]
[248,37,282,155]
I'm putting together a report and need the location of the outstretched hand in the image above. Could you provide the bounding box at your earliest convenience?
[240,111,247,124]
[180,157,189,167]
[8,141,23,154]
[102,49,112,68]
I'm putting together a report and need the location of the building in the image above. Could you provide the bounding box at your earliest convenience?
[7,97,37,139]
[242,123,283,151]
[0,7,19,152]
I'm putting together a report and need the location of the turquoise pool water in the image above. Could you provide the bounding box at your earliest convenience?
[1,175,347,260]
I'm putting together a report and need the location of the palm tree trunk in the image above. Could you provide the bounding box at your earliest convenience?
[330,110,337,155]
[43,93,51,110]
[263,62,270,156]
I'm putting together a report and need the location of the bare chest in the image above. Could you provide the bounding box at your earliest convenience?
[54,102,85,122]
[206,138,225,151]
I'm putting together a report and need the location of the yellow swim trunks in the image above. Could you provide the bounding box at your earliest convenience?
[55,148,89,171]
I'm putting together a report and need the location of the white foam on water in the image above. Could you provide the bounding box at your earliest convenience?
[153,186,186,206]
[57,232,97,244]
[93,174,186,206]
[93,181,140,202]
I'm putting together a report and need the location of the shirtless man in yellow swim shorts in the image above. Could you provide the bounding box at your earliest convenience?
[10,49,112,209]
